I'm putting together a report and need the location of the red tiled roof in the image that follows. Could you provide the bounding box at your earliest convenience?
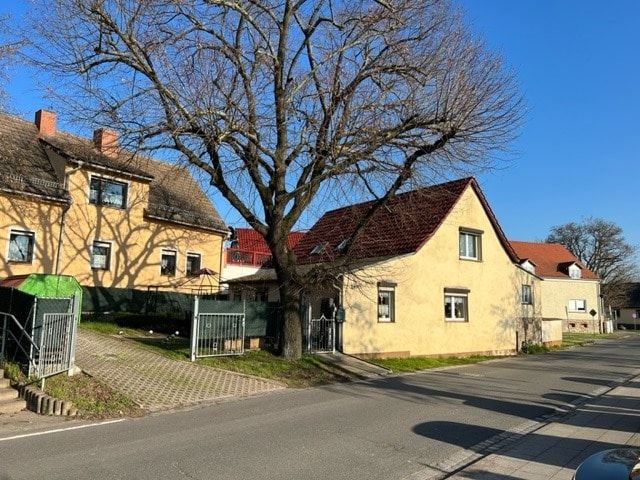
[0,275,29,288]
[294,177,518,264]
[509,241,599,280]
[231,228,304,253]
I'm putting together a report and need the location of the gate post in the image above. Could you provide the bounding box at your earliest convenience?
[307,303,312,352]
[68,294,79,376]
[190,296,199,362]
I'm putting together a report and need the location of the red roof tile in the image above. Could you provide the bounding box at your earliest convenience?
[231,228,304,254]
[294,177,518,264]
[509,241,599,280]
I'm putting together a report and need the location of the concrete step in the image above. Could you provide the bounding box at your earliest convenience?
[0,397,24,415]
[0,377,10,388]
[0,387,17,401]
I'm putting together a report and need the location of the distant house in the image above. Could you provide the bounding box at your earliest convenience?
[509,241,601,333]
[0,110,227,292]
[609,283,640,329]
[231,178,547,358]
[222,227,304,299]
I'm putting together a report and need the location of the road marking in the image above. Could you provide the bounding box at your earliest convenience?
[0,419,126,442]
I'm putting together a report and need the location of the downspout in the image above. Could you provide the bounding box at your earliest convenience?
[54,162,83,275]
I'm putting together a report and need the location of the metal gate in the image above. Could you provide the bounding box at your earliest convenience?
[0,294,78,379]
[36,312,75,378]
[190,297,245,360]
[307,315,335,353]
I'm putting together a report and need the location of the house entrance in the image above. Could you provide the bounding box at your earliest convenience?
[305,296,337,353]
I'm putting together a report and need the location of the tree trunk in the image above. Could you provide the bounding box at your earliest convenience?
[271,252,302,360]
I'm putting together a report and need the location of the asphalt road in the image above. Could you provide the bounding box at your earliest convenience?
[1,335,639,480]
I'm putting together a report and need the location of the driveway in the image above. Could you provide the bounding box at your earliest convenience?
[75,330,284,411]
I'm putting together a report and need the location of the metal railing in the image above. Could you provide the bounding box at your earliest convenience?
[0,312,41,375]
[226,248,272,267]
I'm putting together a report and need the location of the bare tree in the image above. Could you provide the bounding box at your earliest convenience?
[22,0,522,358]
[547,218,639,306]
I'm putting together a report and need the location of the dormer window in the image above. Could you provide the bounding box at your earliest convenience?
[521,260,536,274]
[568,264,582,279]
[335,238,349,253]
[89,176,127,209]
[310,242,327,255]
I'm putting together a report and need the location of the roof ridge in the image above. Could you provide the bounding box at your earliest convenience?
[319,177,475,216]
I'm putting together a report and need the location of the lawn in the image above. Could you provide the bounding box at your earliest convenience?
[79,320,354,387]
[43,372,145,419]
[368,355,496,373]
[561,331,620,348]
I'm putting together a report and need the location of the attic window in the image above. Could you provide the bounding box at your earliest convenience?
[310,242,327,255]
[89,176,127,209]
[335,238,349,253]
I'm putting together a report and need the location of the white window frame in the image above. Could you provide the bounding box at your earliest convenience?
[377,283,395,323]
[160,248,177,277]
[7,228,35,263]
[568,299,587,312]
[445,291,469,322]
[89,175,129,209]
[185,251,202,276]
[521,284,532,305]
[459,230,481,261]
[90,240,112,270]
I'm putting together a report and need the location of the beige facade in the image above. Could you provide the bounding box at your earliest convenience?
[0,165,225,292]
[339,185,542,357]
[539,278,601,332]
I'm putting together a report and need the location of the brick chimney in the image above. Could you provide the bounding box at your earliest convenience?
[93,128,118,158]
[35,109,56,137]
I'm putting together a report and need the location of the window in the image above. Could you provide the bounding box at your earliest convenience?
[186,253,201,276]
[521,285,532,305]
[8,229,35,263]
[89,176,127,208]
[310,242,327,255]
[90,241,111,270]
[161,249,177,276]
[377,282,396,322]
[445,289,469,321]
[335,238,349,253]
[459,229,482,260]
[568,299,587,312]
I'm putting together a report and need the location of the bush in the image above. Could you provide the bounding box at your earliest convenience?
[520,340,549,354]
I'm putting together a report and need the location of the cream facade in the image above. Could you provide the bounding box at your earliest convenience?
[540,278,601,332]
[338,185,542,357]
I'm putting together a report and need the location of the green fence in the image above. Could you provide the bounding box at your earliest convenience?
[83,287,279,339]
[197,297,279,338]
[82,286,193,316]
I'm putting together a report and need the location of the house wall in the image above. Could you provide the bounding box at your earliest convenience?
[0,166,225,292]
[539,278,600,333]
[0,195,65,276]
[340,185,542,358]
[616,307,640,329]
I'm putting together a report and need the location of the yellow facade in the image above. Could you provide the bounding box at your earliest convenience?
[0,166,225,292]
[540,278,601,332]
[340,185,542,357]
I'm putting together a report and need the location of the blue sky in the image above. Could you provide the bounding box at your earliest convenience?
[1,1,639,250]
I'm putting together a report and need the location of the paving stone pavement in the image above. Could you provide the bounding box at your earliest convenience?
[76,330,285,411]
[445,377,640,480]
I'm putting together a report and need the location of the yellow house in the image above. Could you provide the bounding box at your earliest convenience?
[231,178,551,357]
[0,110,227,292]
[510,241,601,333]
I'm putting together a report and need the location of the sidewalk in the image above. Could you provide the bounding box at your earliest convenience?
[446,376,640,479]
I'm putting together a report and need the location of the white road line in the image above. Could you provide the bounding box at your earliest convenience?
[0,418,126,442]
